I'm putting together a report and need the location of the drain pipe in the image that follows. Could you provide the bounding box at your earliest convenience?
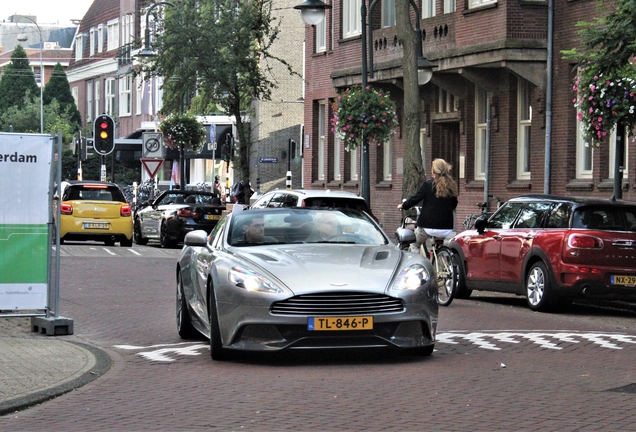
[484,93,491,208]
[544,0,554,194]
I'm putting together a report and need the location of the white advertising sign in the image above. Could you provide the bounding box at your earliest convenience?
[0,133,52,310]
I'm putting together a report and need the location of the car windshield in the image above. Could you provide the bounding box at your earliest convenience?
[572,205,636,231]
[157,192,219,205]
[227,208,388,246]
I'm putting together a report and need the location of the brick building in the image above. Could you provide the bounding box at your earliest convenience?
[300,0,634,231]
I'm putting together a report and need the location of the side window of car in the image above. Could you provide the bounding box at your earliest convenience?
[208,217,227,248]
[283,194,298,207]
[489,202,524,229]
[514,202,552,229]
[251,194,271,209]
[268,193,287,208]
[545,203,571,228]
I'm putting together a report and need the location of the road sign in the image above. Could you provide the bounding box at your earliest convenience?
[142,132,164,158]
[141,158,164,179]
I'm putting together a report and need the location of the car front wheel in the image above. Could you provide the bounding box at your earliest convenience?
[208,282,229,361]
[526,261,557,312]
[176,271,198,339]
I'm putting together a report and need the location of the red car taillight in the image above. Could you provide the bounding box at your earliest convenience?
[60,203,73,215]
[567,234,603,249]
[177,208,197,218]
[120,204,132,217]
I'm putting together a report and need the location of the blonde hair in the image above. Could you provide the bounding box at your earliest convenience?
[431,158,458,198]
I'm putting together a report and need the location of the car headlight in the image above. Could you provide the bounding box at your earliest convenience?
[391,264,430,291]
[228,267,285,294]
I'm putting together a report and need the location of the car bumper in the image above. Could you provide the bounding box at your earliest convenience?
[556,265,636,301]
[60,216,132,241]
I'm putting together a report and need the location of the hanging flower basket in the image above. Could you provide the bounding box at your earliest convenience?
[573,61,636,147]
[158,113,207,152]
[331,85,398,151]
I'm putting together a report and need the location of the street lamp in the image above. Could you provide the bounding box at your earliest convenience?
[295,0,435,206]
[138,1,177,59]
[16,17,44,134]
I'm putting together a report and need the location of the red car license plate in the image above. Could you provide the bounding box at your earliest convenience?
[308,316,373,331]
[611,275,636,286]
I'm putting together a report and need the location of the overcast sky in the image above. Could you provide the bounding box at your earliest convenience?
[0,0,94,26]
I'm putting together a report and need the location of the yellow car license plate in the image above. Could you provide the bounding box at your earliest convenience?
[206,214,222,220]
[308,316,373,331]
[611,275,636,286]
[84,222,109,229]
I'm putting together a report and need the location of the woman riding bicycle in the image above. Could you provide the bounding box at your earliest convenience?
[397,158,459,254]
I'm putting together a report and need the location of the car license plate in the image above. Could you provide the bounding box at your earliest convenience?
[205,214,221,220]
[308,316,373,331]
[83,222,109,229]
[611,275,636,286]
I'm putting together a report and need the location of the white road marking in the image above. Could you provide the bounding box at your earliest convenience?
[103,248,116,255]
[113,331,636,362]
[128,249,142,255]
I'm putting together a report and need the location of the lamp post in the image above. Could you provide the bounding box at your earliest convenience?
[295,0,435,206]
[16,17,44,134]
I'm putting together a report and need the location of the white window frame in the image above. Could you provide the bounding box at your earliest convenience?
[316,18,326,53]
[71,86,79,107]
[350,148,359,181]
[89,27,97,56]
[383,139,392,181]
[94,80,101,118]
[609,126,629,179]
[107,19,120,51]
[343,0,362,38]
[475,87,487,181]
[334,135,341,181]
[318,102,326,181]
[420,128,427,172]
[382,0,396,28]
[119,75,132,116]
[575,114,593,179]
[98,25,105,53]
[444,0,456,14]
[468,0,498,9]
[422,0,436,18]
[105,78,116,116]
[517,79,532,180]
[135,77,143,115]
[122,14,133,45]
[74,34,85,61]
[86,82,93,125]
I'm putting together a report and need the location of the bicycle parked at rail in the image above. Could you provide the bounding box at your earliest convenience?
[395,206,459,307]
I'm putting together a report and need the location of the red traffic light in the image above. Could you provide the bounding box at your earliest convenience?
[99,121,108,130]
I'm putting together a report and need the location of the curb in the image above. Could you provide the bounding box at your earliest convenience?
[0,342,112,416]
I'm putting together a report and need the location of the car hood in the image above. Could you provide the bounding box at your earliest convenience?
[233,244,402,294]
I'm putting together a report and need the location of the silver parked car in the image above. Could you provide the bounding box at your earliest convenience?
[176,207,438,360]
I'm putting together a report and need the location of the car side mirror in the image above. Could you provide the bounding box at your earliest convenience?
[474,215,488,234]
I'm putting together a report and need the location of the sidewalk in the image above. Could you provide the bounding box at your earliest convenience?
[0,316,111,416]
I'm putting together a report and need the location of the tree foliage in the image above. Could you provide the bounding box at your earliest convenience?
[138,0,292,195]
[0,45,40,118]
[563,0,636,146]
[43,63,82,129]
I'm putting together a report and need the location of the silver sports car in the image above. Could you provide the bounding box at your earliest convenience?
[176,207,438,360]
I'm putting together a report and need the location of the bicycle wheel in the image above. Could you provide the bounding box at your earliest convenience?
[433,246,457,307]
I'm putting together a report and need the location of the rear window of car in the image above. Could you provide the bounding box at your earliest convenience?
[572,206,636,231]
[302,197,369,212]
[65,186,126,203]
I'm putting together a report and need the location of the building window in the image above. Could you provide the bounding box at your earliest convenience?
[94,80,101,118]
[86,82,93,125]
[105,78,116,116]
[517,79,532,180]
[382,0,396,27]
[422,0,436,18]
[119,75,132,116]
[89,28,97,56]
[318,101,326,181]
[71,86,79,107]
[468,0,497,9]
[122,14,133,45]
[475,87,488,181]
[343,0,362,38]
[383,139,392,181]
[334,135,341,181]
[98,25,105,53]
[75,34,86,61]
[576,113,593,179]
[438,88,457,113]
[135,77,142,115]
[107,19,119,51]
[609,126,629,179]
[316,17,326,52]
[444,0,456,14]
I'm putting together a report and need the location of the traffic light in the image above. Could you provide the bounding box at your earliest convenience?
[93,115,115,156]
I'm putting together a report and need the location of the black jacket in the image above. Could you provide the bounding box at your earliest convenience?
[402,178,458,229]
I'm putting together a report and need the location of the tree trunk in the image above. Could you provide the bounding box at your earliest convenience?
[396,0,426,199]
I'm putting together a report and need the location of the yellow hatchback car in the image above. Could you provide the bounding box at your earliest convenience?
[59,181,133,246]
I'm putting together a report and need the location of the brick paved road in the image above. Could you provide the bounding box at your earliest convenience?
[2,246,635,431]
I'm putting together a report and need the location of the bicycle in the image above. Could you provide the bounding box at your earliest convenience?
[395,205,458,307]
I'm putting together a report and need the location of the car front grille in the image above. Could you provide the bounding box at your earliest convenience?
[271,292,404,316]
